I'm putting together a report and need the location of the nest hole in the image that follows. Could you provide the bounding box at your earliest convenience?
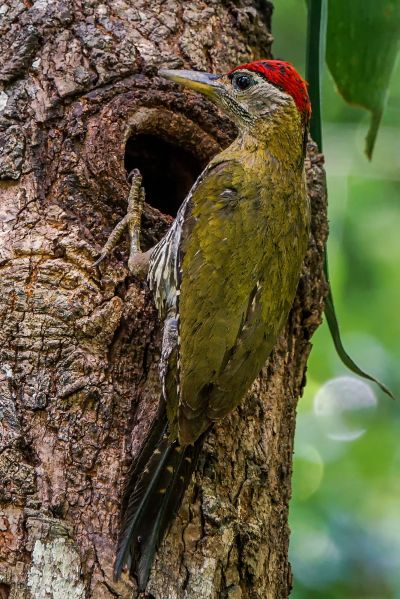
[125,134,203,217]
[0,584,10,599]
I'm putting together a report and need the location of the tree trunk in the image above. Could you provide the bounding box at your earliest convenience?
[0,1,327,598]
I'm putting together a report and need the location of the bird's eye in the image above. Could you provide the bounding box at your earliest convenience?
[232,73,253,91]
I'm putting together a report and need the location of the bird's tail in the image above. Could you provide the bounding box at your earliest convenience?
[114,404,203,591]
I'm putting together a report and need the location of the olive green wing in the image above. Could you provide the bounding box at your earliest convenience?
[177,160,273,444]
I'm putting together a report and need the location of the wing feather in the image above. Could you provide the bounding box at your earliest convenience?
[177,160,275,443]
[149,159,308,446]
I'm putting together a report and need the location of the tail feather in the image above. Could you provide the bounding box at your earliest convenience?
[114,426,172,578]
[114,407,203,590]
[135,442,202,589]
[119,404,168,517]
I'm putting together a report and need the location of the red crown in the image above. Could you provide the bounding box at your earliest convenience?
[229,60,311,118]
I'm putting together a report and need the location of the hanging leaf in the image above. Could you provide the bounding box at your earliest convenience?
[305,0,396,399]
[323,256,395,400]
[306,0,325,150]
[326,1,400,158]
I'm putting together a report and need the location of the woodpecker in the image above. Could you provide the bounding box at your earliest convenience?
[102,60,311,590]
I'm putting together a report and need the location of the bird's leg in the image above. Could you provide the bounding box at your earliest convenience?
[94,169,152,276]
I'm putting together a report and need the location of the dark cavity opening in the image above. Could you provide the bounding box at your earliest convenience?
[0,584,10,599]
[125,134,203,217]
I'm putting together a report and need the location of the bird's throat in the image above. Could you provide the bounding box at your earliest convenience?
[238,105,307,168]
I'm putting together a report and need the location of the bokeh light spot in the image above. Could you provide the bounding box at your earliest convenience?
[313,376,377,442]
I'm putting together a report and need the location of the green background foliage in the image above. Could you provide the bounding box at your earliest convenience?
[326,0,400,158]
[274,1,400,597]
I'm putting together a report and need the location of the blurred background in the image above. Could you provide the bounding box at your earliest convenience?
[273,1,400,597]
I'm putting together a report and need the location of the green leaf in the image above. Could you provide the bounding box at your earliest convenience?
[326,1,400,158]
[306,0,326,150]
[323,253,395,400]
[305,0,396,399]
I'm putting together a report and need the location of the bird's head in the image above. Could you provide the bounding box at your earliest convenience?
[159,60,311,139]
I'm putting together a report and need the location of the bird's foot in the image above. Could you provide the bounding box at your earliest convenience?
[93,169,151,276]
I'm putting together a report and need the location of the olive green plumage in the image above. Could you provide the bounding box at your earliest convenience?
[115,61,311,590]
[174,113,309,443]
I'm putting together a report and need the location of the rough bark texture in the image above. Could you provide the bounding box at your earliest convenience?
[0,1,327,598]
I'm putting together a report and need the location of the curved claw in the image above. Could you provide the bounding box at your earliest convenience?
[92,253,106,269]
[93,168,148,273]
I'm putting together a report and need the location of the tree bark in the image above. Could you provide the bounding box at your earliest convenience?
[0,1,327,598]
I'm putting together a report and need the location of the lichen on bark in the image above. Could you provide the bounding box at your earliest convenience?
[0,1,327,597]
